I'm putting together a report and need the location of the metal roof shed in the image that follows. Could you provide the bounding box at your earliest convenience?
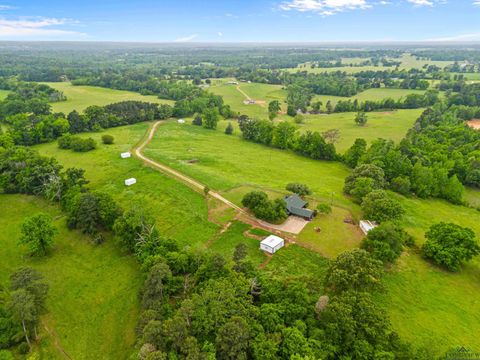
[260,235,285,254]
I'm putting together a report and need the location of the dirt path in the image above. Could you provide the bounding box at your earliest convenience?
[134,121,292,235]
[43,321,72,359]
[235,85,266,108]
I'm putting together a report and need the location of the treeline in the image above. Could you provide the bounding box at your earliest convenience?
[72,74,200,100]
[342,103,480,205]
[238,116,337,161]
[1,100,172,146]
[333,90,439,113]
[0,79,66,119]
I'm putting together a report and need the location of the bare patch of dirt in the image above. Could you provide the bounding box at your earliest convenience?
[467,119,480,130]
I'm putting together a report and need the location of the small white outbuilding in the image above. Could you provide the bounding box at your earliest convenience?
[260,235,285,254]
[120,152,131,159]
[178,119,186,124]
[359,220,378,235]
[124,178,137,186]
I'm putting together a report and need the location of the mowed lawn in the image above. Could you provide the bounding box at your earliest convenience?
[293,109,423,152]
[43,82,174,113]
[0,195,141,359]
[0,89,9,100]
[34,123,218,248]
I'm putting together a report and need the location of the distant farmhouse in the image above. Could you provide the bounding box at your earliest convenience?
[284,194,314,220]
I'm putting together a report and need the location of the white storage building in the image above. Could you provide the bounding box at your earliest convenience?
[260,235,285,254]
[359,220,378,235]
[120,152,131,159]
[178,119,186,124]
[124,178,137,186]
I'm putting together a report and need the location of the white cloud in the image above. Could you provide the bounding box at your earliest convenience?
[279,0,371,15]
[217,31,223,37]
[473,0,480,6]
[174,33,198,42]
[0,17,86,39]
[407,0,446,6]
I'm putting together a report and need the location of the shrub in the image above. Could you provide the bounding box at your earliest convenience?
[286,183,311,197]
[355,111,368,126]
[294,114,304,124]
[242,191,287,224]
[101,134,114,144]
[192,115,202,126]
[57,134,73,149]
[361,190,404,223]
[287,105,296,117]
[70,137,96,152]
[422,222,480,271]
[317,203,332,215]
[225,122,234,135]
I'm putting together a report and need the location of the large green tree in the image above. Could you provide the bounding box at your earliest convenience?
[422,222,480,271]
[19,213,57,256]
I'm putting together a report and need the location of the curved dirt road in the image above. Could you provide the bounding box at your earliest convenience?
[133,121,304,235]
[134,121,245,213]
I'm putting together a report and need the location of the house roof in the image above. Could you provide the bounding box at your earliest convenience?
[284,194,307,209]
[284,194,314,218]
[261,235,284,248]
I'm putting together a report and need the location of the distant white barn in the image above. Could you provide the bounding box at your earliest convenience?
[178,119,186,124]
[124,178,137,186]
[120,152,131,159]
[359,220,378,235]
[260,235,285,254]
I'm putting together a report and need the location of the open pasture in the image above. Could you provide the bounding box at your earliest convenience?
[293,109,423,152]
[34,123,218,248]
[0,194,141,359]
[43,82,174,113]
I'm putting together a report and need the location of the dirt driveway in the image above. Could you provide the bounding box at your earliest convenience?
[258,216,309,235]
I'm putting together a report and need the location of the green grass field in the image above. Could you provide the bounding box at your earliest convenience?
[34,123,218,248]
[43,82,175,113]
[143,120,480,352]
[293,109,423,152]
[291,54,453,73]
[144,120,352,205]
[0,195,141,359]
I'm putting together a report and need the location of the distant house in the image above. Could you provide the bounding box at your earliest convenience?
[178,119,186,124]
[260,235,285,254]
[359,220,378,235]
[120,152,131,159]
[124,178,137,186]
[226,81,239,85]
[284,194,314,220]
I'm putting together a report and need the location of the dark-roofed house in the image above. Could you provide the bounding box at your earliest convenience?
[284,194,315,220]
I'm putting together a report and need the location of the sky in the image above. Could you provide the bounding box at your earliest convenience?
[0,0,479,42]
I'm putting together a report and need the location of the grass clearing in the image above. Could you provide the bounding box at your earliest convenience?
[0,194,141,359]
[293,109,423,152]
[43,82,174,113]
[34,123,218,248]
[144,121,352,206]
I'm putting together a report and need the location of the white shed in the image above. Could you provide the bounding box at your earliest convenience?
[124,178,137,186]
[178,119,186,124]
[120,152,131,159]
[260,235,285,254]
[359,220,378,235]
